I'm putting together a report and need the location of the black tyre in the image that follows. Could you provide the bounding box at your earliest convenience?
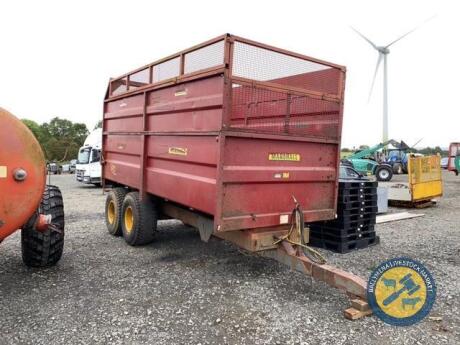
[105,187,127,236]
[375,165,393,182]
[21,185,65,267]
[121,192,158,246]
[393,163,403,174]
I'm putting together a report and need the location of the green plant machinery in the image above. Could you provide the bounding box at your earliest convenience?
[342,140,408,181]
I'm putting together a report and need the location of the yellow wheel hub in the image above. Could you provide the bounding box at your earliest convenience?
[124,206,134,233]
[107,200,116,225]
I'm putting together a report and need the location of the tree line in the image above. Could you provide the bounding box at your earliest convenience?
[21,117,100,162]
[341,146,448,156]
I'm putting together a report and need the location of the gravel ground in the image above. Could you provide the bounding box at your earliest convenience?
[1,171,459,345]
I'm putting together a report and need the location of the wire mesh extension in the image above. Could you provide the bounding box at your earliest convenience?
[409,156,441,184]
[184,40,224,74]
[230,83,340,137]
[111,78,127,96]
[128,68,150,91]
[153,57,180,83]
[232,41,341,95]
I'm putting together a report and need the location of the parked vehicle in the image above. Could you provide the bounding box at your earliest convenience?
[342,140,409,181]
[69,159,77,173]
[61,164,70,173]
[100,34,371,317]
[47,162,62,175]
[440,157,448,169]
[386,141,410,174]
[76,128,102,185]
[447,142,460,175]
[0,107,65,267]
[340,164,366,180]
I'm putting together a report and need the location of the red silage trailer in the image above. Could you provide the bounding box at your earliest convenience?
[102,34,370,319]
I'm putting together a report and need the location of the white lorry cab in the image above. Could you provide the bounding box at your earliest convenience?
[76,128,102,185]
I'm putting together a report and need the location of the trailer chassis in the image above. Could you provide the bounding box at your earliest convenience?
[160,202,371,320]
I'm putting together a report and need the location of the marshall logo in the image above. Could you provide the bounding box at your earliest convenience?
[268,153,300,162]
[168,147,188,156]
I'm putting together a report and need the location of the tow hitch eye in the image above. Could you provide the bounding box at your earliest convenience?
[13,168,27,181]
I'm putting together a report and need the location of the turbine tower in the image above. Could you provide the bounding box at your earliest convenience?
[352,17,435,143]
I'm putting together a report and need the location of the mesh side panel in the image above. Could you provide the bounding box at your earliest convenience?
[230,83,340,138]
[232,41,341,95]
[410,156,441,183]
[111,77,127,96]
[153,57,180,83]
[184,40,225,74]
[128,68,150,90]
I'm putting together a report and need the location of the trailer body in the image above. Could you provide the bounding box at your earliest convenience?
[102,35,375,319]
[103,34,345,234]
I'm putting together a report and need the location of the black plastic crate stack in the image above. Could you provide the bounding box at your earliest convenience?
[309,179,380,253]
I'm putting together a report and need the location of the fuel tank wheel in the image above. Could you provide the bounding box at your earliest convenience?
[105,188,127,236]
[21,185,65,267]
[121,192,158,246]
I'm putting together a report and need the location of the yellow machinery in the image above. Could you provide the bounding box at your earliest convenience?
[380,155,442,206]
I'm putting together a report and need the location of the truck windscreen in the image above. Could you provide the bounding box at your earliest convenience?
[78,147,91,164]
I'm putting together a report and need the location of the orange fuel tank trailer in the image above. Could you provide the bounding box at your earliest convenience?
[0,108,65,267]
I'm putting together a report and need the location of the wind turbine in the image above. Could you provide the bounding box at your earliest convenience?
[352,16,435,143]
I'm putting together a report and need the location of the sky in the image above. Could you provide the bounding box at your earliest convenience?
[1,0,458,148]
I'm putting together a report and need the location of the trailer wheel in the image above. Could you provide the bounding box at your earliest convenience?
[21,185,65,267]
[376,165,393,182]
[121,192,157,246]
[105,188,127,236]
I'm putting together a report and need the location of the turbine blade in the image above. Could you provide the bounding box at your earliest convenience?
[368,54,383,102]
[350,26,378,49]
[385,15,436,48]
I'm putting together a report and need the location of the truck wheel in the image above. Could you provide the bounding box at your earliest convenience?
[376,165,393,182]
[105,188,127,236]
[21,185,65,267]
[393,163,403,174]
[121,192,157,246]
